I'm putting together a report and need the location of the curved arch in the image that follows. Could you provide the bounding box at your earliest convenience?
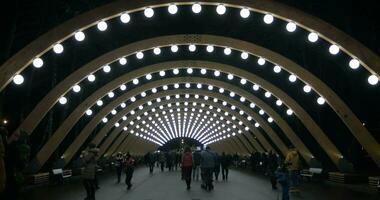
[13,36,377,166]
[62,91,280,164]
[33,77,313,172]
[92,98,261,159]
[119,105,249,154]
[1,0,379,92]
[29,62,343,168]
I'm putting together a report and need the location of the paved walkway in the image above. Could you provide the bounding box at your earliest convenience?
[19,166,378,200]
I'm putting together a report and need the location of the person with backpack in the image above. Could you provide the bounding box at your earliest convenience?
[181,147,193,190]
[124,152,135,190]
[192,149,201,181]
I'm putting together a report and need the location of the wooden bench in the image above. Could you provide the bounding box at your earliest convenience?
[32,172,50,185]
[300,168,323,181]
[51,168,72,184]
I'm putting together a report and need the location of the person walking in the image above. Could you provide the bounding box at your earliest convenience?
[181,147,193,190]
[158,152,166,172]
[192,149,201,181]
[200,146,216,191]
[214,152,221,181]
[267,151,279,190]
[220,152,231,181]
[147,152,155,174]
[276,164,290,200]
[124,152,135,190]
[285,146,301,193]
[81,143,99,200]
[115,152,123,183]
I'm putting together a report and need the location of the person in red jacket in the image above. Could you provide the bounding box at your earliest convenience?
[124,152,135,190]
[181,147,193,190]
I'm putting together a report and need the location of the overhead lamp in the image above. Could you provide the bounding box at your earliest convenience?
[119,57,127,65]
[13,74,24,85]
[240,8,250,18]
[97,21,108,31]
[144,8,154,18]
[53,43,64,54]
[286,22,297,32]
[32,57,44,68]
[216,4,226,15]
[74,31,85,41]
[263,14,274,24]
[120,13,130,23]
[168,4,178,14]
[308,32,319,42]
[59,97,67,105]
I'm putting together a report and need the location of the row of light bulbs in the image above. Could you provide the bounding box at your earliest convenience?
[11,3,379,87]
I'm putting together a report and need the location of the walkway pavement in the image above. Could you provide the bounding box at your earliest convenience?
[19,166,378,200]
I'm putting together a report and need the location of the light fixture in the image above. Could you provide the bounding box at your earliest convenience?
[257,58,266,65]
[144,8,154,18]
[265,91,271,98]
[115,122,120,127]
[159,71,166,77]
[276,100,282,106]
[241,52,249,60]
[259,110,264,115]
[96,100,103,106]
[252,84,260,91]
[368,75,379,85]
[240,8,250,18]
[111,109,117,115]
[255,122,259,127]
[108,92,115,98]
[97,21,108,31]
[120,13,130,23]
[267,117,274,123]
[286,109,293,115]
[273,65,282,73]
[133,78,139,85]
[189,44,196,52]
[317,97,326,105]
[168,4,178,14]
[86,109,93,116]
[171,45,178,52]
[13,74,24,85]
[206,45,214,52]
[349,59,360,69]
[59,97,67,105]
[87,74,96,82]
[103,65,111,73]
[73,85,81,93]
[187,68,193,74]
[136,51,144,59]
[303,85,311,93]
[329,44,340,55]
[119,84,126,91]
[74,31,85,41]
[102,118,108,123]
[119,57,127,65]
[153,47,161,55]
[263,14,274,24]
[53,43,64,54]
[227,74,234,80]
[208,85,213,90]
[250,103,255,108]
[192,3,202,13]
[145,74,152,80]
[240,78,247,85]
[224,48,232,55]
[286,22,297,32]
[288,74,297,82]
[173,68,179,75]
[214,70,220,77]
[32,57,43,68]
[308,32,319,42]
[216,4,226,15]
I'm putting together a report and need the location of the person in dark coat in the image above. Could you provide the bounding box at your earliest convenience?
[192,150,201,181]
[200,146,216,191]
[81,143,99,200]
[147,152,155,174]
[267,151,279,189]
[124,152,135,190]
[181,147,193,190]
[220,152,231,180]
[214,153,221,181]
[114,152,123,183]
